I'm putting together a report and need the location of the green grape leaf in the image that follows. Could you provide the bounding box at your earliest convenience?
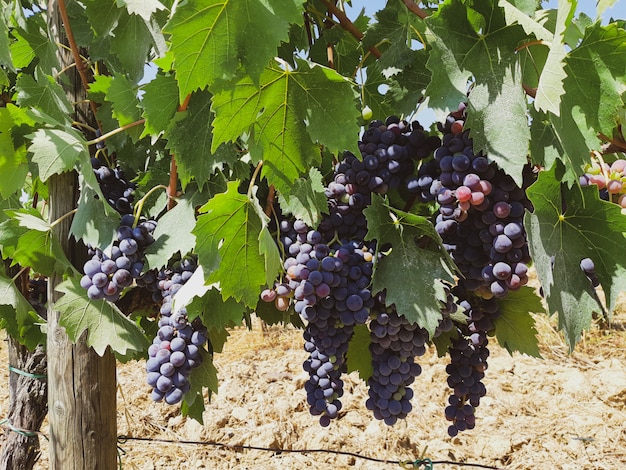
[0,13,14,70]
[164,90,238,190]
[187,287,244,330]
[0,275,46,350]
[12,12,59,72]
[120,0,167,21]
[500,0,553,41]
[528,107,564,170]
[259,225,282,289]
[15,69,73,125]
[144,189,206,269]
[534,0,575,115]
[494,286,543,357]
[70,182,119,251]
[28,128,89,182]
[364,195,455,338]
[0,108,29,199]
[83,0,122,37]
[212,59,359,195]
[362,0,426,73]
[193,182,280,307]
[525,166,626,349]
[140,73,180,137]
[54,278,149,357]
[562,22,626,137]
[110,13,154,83]
[182,352,218,423]
[165,0,305,98]
[3,210,75,276]
[425,0,529,185]
[277,167,328,228]
[346,324,373,382]
[103,74,144,141]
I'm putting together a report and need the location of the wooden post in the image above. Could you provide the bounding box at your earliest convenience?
[46,1,118,468]
[47,173,118,470]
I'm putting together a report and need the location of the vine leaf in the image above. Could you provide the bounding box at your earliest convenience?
[144,188,206,270]
[364,195,455,338]
[0,108,29,198]
[15,68,73,125]
[28,128,89,182]
[277,167,328,228]
[525,166,626,349]
[120,0,167,22]
[1,209,75,276]
[192,182,280,307]
[165,0,305,98]
[181,352,218,424]
[0,275,46,350]
[562,21,626,137]
[164,90,238,190]
[54,278,149,357]
[211,58,359,197]
[140,73,180,137]
[534,0,574,115]
[425,0,529,185]
[494,286,543,357]
[346,324,373,382]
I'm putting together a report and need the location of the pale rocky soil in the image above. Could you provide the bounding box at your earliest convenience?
[1,295,625,470]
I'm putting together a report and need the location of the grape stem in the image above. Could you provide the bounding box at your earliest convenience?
[85,119,146,146]
[401,0,430,19]
[49,208,78,229]
[133,185,169,226]
[248,161,264,199]
[598,133,626,153]
[320,0,382,58]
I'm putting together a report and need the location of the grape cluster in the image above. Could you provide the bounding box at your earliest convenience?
[263,217,375,425]
[90,157,136,214]
[319,117,440,242]
[146,254,210,405]
[580,158,626,208]
[424,104,532,299]
[444,334,487,437]
[80,214,156,302]
[365,293,428,425]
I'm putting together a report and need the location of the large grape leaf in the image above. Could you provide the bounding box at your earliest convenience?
[364,195,455,338]
[0,13,13,70]
[144,189,208,269]
[277,168,328,228]
[346,324,373,382]
[164,90,238,190]
[0,108,28,199]
[181,352,218,423]
[0,275,46,350]
[212,59,360,196]
[10,10,59,72]
[54,279,149,357]
[120,0,167,21]
[165,0,305,98]
[110,13,154,83]
[70,181,119,251]
[15,69,73,125]
[192,182,280,307]
[562,21,626,137]
[525,166,626,349]
[2,209,76,276]
[140,73,180,137]
[28,128,89,182]
[83,0,122,38]
[425,0,530,185]
[362,0,426,73]
[494,286,544,357]
[533,0,575,115]
[500,0,553,40]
